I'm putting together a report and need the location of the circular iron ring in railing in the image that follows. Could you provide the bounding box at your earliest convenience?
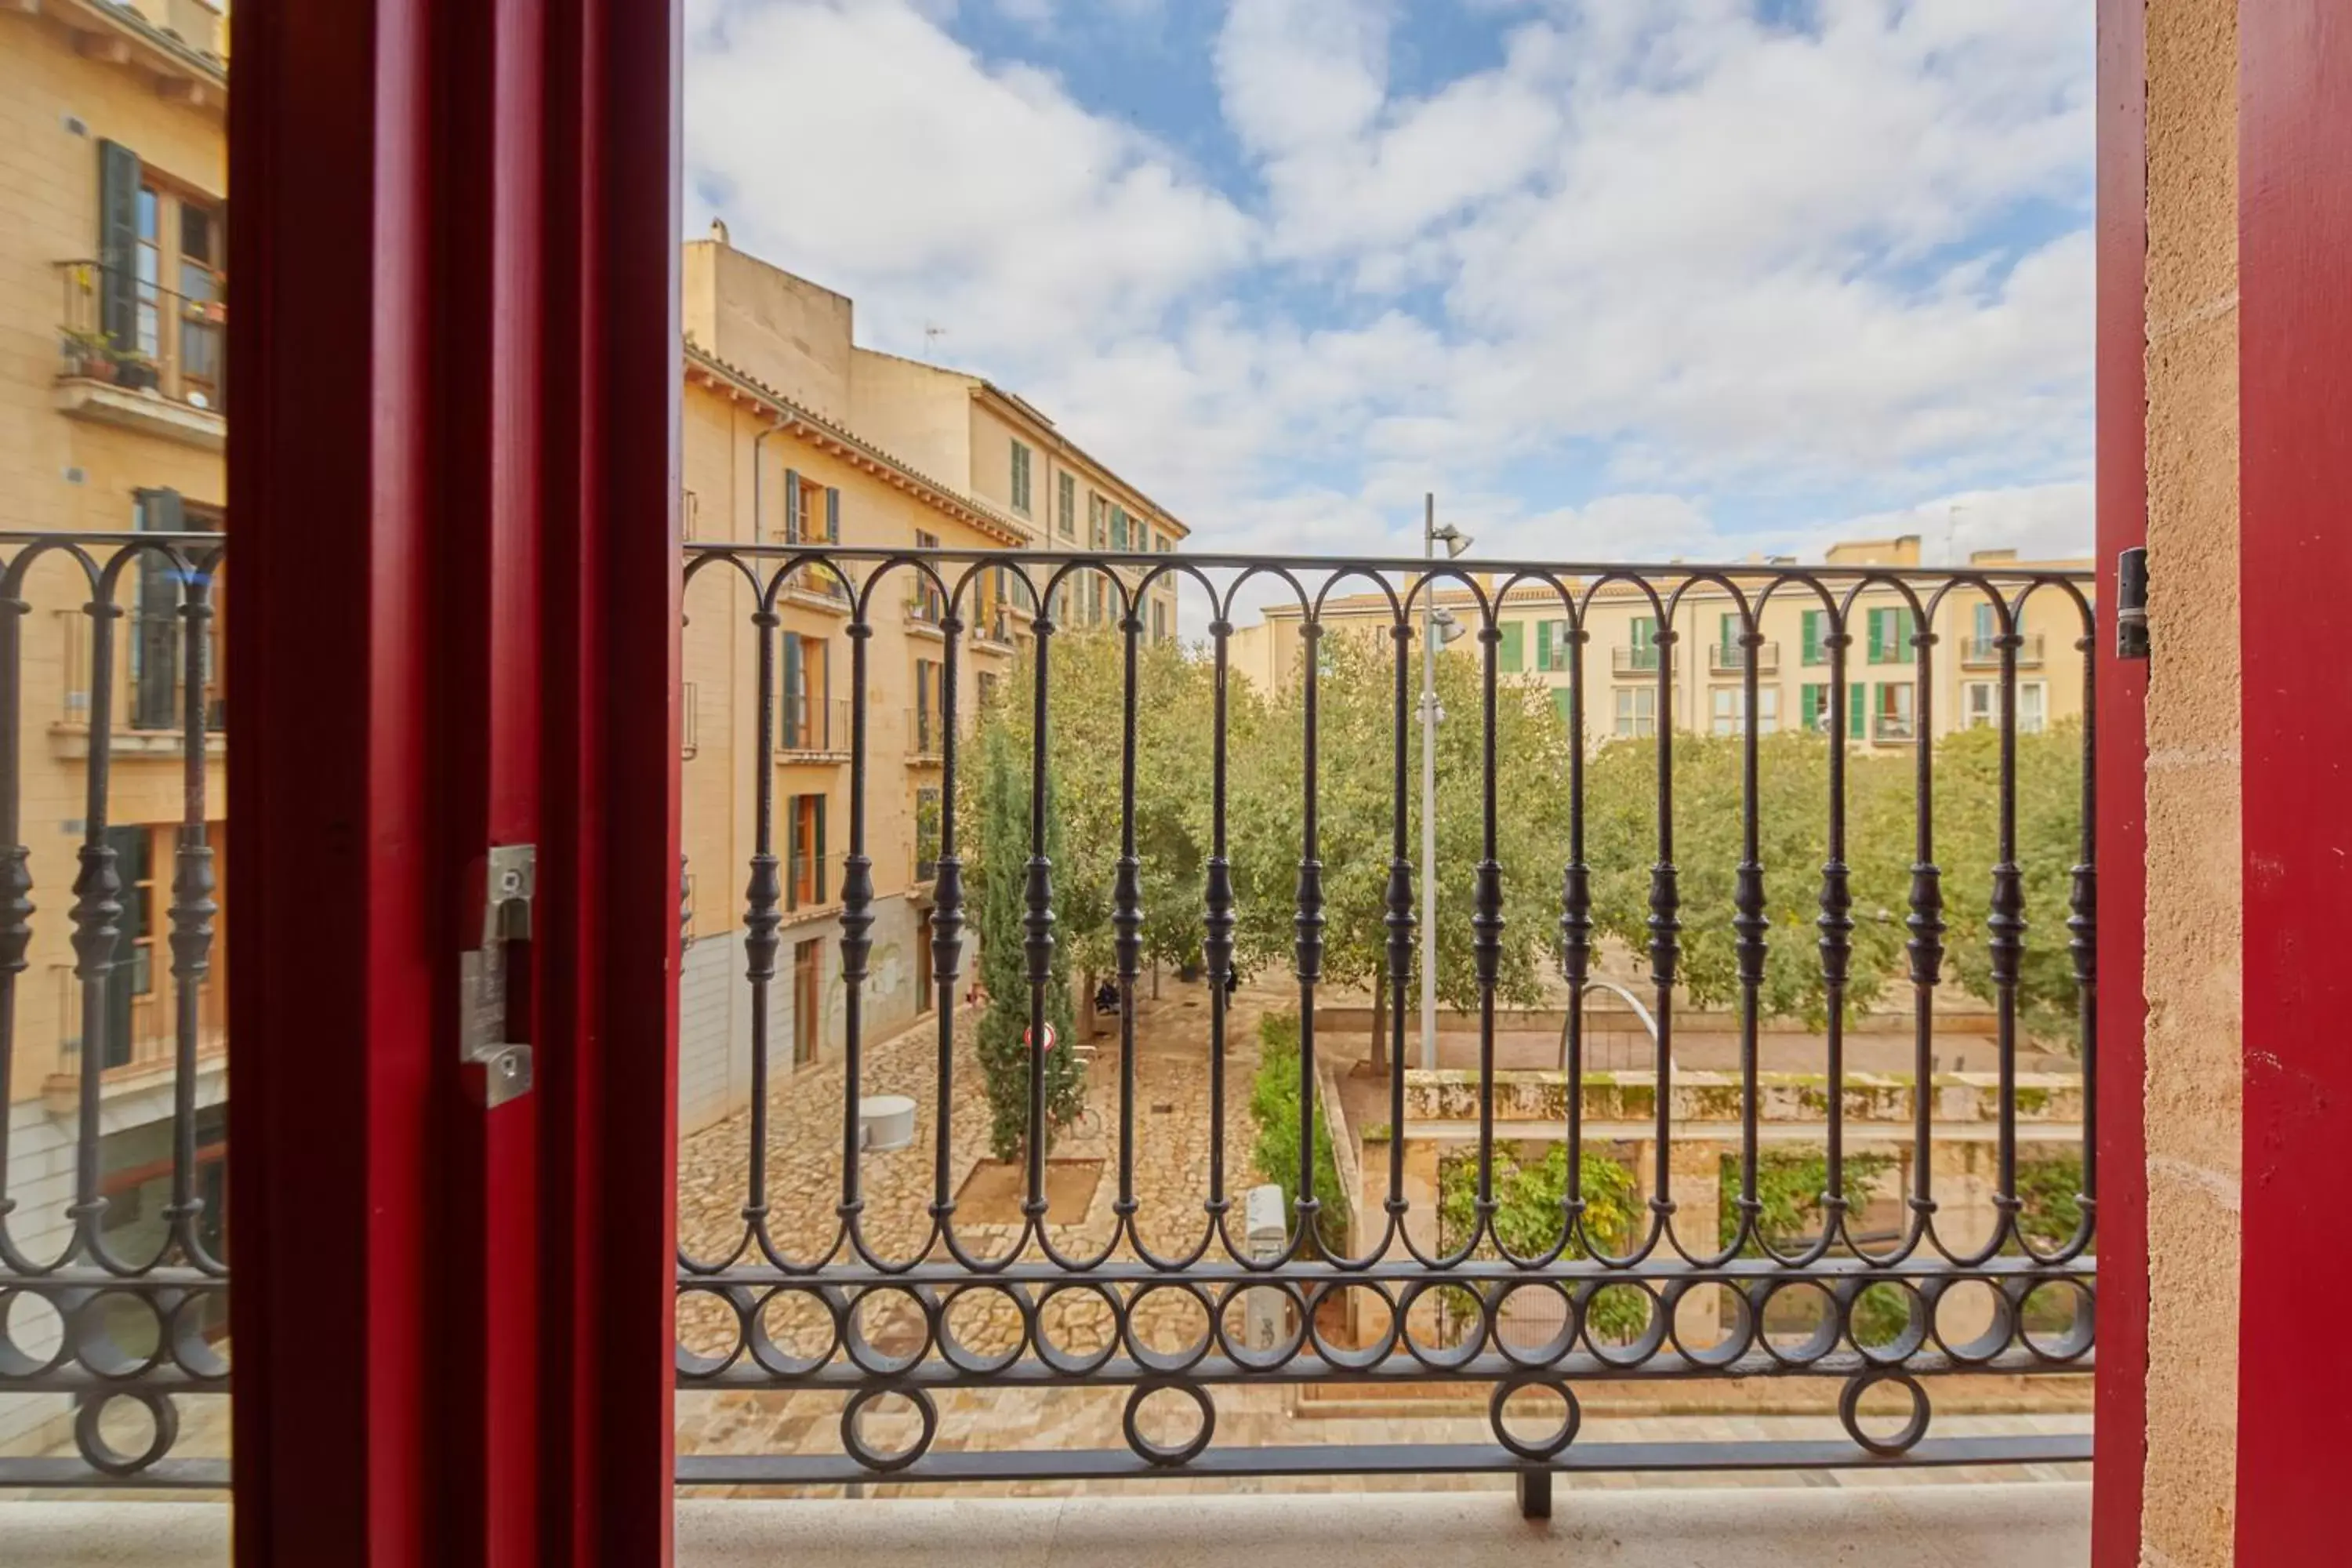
[840,1385,938,1473]
[1124,1380,1216,1468]
[1489,1374,1581,1461]
[1838,1370,1932,1457]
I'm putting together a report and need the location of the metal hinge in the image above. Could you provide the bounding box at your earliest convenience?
[2116,546,2149,660]
[459,844,535,1107]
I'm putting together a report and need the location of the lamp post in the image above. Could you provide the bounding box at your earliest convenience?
[1420,493,1472,1071]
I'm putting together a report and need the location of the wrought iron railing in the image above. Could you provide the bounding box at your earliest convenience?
[1709,639,1780,674]
[782,695,852,757]
[0,538,2097,1499]
[0,532,227,1489]
[673,544,2098,1504]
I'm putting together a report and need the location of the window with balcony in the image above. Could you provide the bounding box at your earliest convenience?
[782,471,837,545]
[1009,439,1033,515]
[1800,681,1867,739]
[781,633,837,752]
[1621,613,1660,671]
[1867,605,1917,664]
[62,143,227,419]
[1873,680,1916,741]
[909,530,946,625]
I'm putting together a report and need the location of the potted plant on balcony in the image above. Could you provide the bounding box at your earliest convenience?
[60,327,113,380]
[111,347,160,391]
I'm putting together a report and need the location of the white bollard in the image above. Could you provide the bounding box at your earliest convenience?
[1243,1183,1289,1352]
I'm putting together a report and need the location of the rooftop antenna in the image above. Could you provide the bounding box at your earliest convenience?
[924,322,949,355]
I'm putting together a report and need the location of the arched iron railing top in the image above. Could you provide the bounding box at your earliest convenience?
[683,539,2095,584]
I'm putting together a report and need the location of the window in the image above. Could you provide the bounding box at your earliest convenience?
[1801,609,1828,666]
[682,487,699,542]
[781,633,829,750]
[1089,492,1108,549]
[1010,440,1033,515]
[1709,687,1777,735]
[1152,600,1167,644]
[1873,681,1916,741]
[1155,533,1172,553]
[1799,682,1867,739]
[1497,620,1524,673]
[1867,606,1917,664]
[1110,505,1130,551]
[1535,619,1572,671]
[1627,615,1659,670]
[1963,681,1997,728]
[914,659,942,753]
[1719,612,1740,665]
[786,793,828,910]
[101,824,155,1069]
[1058,472,1076,538]
[915,786,942,881]
[2020,681,2047,733]
[1972,602,1998,661]
[782,472,834,544]
[96,142,226,410]
[975,671,999,713]
[1552,688,1574,728]
[909,530,945,623]
[1613,687,1656,739]
[792,938,823,1065]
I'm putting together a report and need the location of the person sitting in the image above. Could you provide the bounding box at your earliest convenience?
[1093,978,1120,1014]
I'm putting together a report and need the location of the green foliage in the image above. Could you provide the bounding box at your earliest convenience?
[2016,1154,2086,1250]
[975,626,1222,978]
[1900,722,2091,1042]
[1719,1145,1899,1254]
[1232,627,1570,1014]
[968,721,1083,1163]
[1591,724,2088,1047]
[1436,1144,1648,1341]
[1247,1011,1350,1250]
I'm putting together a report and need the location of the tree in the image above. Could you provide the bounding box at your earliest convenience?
[1228,626,1572,1065]
[968,720,1082,1163]
[978,626,1228,1005]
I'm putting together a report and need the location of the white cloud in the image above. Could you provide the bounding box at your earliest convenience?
[687,0,2095,576]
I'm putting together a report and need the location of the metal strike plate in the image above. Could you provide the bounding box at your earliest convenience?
[2116,546,2149,660]
[459,844,535,1107]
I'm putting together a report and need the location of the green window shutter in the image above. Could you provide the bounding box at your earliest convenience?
[1865,608,1885,662]
[1802,610,1823,666]
[1800,684,1820,730]
[1498,621,1524,673]
[132,488,183,729]
[1553,687,1573,728]
[824,488,840,543]
[1535,619,1552,670]
[1898,607,1916,655]
[98,140,141,351]
[1719,612,1737,659]
[815,797,829,904]
[782,634,803,748]
[1849,682,1865,739]
[1631,615,1654,652]
[781,468,801,544]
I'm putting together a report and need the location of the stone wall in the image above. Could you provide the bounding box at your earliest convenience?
[2140,0,2241,1563]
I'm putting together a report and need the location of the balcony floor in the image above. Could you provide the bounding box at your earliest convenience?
[4,1482,2089,1566]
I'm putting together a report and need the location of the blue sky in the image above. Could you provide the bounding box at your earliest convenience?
[684,0,2095,568]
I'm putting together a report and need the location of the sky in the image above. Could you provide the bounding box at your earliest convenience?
[683,0,2095,572]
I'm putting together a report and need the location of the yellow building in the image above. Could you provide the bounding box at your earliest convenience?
[1232,535,2092,749]
[0,0,229,1454]
[677,237,1189,1134]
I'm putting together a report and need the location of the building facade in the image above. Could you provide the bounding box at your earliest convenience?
[0,0,229,1454]
[1232,535,2092,751]
[677,237,1188,1136]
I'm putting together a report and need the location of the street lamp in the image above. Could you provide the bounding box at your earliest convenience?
[1421,494,1472,1072]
